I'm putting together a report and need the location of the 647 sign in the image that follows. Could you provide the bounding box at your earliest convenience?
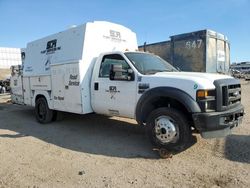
[185,39,202,49]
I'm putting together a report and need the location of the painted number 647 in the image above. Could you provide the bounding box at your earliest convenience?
[185,39,202,49]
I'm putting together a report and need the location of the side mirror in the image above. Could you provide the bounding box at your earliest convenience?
[109,64,134,81]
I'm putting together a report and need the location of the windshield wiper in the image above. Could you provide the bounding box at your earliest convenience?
[144,69,172,75]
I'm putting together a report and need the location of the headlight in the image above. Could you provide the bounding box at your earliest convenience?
[196,89,216,112]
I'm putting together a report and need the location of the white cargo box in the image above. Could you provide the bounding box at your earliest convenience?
[23,21,137,76]
[21,21,138,114]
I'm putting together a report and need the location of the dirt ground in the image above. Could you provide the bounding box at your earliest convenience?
[0,81,249,188]
[0,69,11,80]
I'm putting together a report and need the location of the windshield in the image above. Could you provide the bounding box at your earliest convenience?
[125,52,177,75]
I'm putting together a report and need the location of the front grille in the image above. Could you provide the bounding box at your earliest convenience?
[214,79,241,111]
[222,84,241,106]
[228,84,241,105]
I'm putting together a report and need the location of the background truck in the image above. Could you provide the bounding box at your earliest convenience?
[11,21,244,153]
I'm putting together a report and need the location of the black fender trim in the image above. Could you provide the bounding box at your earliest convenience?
[135,87,201,125]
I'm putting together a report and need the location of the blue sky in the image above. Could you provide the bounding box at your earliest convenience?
[0,0,249,63]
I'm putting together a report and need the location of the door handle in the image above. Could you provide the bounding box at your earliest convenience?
[94,82,99,90]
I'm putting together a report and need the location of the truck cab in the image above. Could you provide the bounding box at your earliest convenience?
[90,50,244,151]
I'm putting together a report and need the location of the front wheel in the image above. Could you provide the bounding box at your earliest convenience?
[146,107,192,152]
[35,97,54,123]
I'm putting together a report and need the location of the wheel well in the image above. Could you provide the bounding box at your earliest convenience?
[35,94,45,102]
[141,96,194,126]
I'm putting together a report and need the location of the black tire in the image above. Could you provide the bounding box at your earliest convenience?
[146,107,192,152]
[52,110,64,121]
[35,97,54,123]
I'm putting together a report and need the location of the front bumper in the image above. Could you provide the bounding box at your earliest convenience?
[192,104,244,138]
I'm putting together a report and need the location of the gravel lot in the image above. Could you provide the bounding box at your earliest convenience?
[0,69,10,80]
[0,80,249,188]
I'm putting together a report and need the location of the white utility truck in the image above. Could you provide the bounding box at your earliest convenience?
[11,21,244,152]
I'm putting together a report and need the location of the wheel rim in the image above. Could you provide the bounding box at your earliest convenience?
[37,102,46,120]
[154,115,179,144]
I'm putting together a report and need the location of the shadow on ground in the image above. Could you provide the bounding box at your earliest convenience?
[0,103,197,159]
[0,103,158,159]
[224,134,250,164]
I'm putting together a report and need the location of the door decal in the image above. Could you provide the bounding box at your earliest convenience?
[105,86,120,99]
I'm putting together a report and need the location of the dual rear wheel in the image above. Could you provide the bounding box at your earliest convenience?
[35,97,54,123]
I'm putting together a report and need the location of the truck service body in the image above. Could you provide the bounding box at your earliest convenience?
[11,21,244,152]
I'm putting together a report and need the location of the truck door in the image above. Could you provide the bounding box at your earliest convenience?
[91,54,137,118]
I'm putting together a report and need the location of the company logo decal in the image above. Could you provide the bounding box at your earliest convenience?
[105,86,120,99]
[194,84,198,89]
[41,39,61,54]
[233,91,239,97]
[45,55,52,71]
[103,30,126,42]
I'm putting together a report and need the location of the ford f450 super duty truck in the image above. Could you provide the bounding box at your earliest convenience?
[11,21,244,152]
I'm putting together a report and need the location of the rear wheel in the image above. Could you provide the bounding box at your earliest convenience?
[146,107,192,152]
[35,97,54,123]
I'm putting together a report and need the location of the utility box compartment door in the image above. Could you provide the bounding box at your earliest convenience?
[23,77,32,106]
[51,62,82,113]
[10,73,24,104]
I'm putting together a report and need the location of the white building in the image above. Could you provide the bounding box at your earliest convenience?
[230,62,250,72]
[0,47,22,69]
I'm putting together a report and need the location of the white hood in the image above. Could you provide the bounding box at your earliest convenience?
[141,72,234,100]
[155,72,232,82]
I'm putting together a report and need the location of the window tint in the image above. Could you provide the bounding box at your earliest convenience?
[99,54,130,78]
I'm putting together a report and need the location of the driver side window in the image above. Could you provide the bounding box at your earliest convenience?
[99,54,130,78]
